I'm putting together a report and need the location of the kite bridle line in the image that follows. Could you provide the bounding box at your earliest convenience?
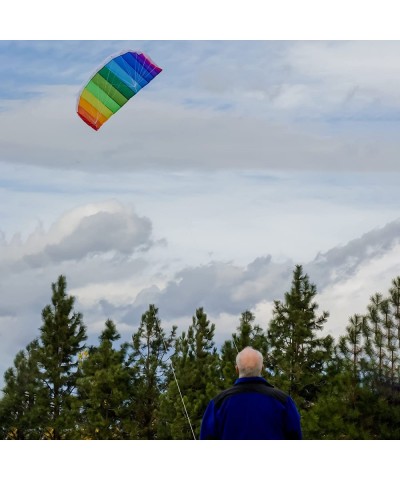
[155,317,197,440]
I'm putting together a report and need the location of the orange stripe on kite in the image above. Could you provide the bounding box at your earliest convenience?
[78,98,108,129]
[77,105,104,131]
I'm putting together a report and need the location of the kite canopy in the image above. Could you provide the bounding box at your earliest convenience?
[76,50,162,131]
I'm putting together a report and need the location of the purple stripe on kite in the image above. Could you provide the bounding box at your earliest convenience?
[120,53,154,83]
[129,52,162,76]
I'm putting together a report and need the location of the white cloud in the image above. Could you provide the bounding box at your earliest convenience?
[2,40,400,395]
[0,186,400,391]
[0,199,153,267]
[3,43,400,173]
[317,242,400,338]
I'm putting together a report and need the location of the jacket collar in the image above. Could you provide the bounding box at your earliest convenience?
[234,376,275,388]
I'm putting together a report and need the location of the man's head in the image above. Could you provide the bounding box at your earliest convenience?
[235,347,263,378]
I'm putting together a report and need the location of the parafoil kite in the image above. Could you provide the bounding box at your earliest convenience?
[76,50,162,131]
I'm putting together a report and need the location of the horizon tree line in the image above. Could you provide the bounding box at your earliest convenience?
[0,265,399,439]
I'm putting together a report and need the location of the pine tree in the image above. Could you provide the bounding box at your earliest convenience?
[338,314,365,381]
[313,278,400,440]
[0,340,44,439]
[301,364,381,439]
[362,282,400,437]
[389,277,400,386]
[363,290,400,392]
[381,298,398,385]
[74,319,131,439]
[267,265,333,408]
[36,275,87,439]
[389,277,400,351]
[125,304,176,439]
[158,307,221,439]
[365,293,387,381]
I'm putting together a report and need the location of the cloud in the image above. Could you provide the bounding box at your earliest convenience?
[2,41,400,174]
[2,40,400,393]
[0,200,153,268]
[272,42,400,118]
[2,200,399,339]
[1,198,400,390]
[0,199,157,386]
[26,208,152,266]
[306,218,400,287]
[316,242,400,337]
[110,218,400,340]
[2,83,400,173]
[0,86,335,172]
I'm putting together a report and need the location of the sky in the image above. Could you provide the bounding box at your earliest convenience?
[2,38,400,373]
[1,0,400,470]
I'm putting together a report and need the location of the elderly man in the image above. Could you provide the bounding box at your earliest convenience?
[200,346,302,440]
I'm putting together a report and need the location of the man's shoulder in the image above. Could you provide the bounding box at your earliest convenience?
[213,378,290,409]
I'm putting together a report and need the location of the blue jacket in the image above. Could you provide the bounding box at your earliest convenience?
[200,377,302,440]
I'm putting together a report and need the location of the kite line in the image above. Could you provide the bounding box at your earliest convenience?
[155,317,196,440]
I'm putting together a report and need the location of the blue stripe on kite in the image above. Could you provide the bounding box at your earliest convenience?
[105,59,142,94]
[121,53,154,82]
[122,52,157,82]
[113,56,149,88]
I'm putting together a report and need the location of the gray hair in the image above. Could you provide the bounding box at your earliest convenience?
[236,347,263,378]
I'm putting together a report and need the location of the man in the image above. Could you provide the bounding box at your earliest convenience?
[200,346,302,440]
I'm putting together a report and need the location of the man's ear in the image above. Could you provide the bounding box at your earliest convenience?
[235,365,239,374]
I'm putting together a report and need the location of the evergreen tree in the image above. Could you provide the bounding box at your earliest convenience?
[381,298,398,385]
[389,277,400,351]
[267,265,333,408]
[36,275,87,439]
[301,365,383,439]
[389,277,400,386]
[362,282,400,437]
[125,304,176,439]
[365,293,387,381]
[74,319,131,439]
[338,314,365,381]
[158,307,221,439]
[363,289,400,392]
[310,278,400,440]
[0,340,44,439]
[220,310,268,387]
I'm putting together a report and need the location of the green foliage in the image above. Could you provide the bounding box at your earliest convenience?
[36,275,87,439]
[301,276,400,440]
[158,307,221,439]
[2,270,400,439]
[0,340,45,439]
[74,319,132,439]
[124,304,177,439]
[267,265,334,409]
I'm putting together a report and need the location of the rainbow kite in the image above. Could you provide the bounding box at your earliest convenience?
[77,50,162,131]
